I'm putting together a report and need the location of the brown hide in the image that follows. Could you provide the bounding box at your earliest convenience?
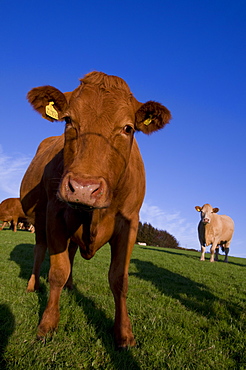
[20,71,171,348]
[195,204,234,262]
[0,198,27,232]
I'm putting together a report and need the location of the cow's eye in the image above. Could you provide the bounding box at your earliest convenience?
[123,125,134,135]
[65,117,73,129]
[65,117,72,125]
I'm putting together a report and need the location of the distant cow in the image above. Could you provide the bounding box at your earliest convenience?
[0,198,28,232]
[195,204,234,262]
[20,71,171,348]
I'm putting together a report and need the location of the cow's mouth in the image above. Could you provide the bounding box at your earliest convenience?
[67,202,95,212]
[67,201,108,212]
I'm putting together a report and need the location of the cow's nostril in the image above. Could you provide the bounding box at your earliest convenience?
[91,184,103,197]
[68,181,75,193]
[92,187,99,195]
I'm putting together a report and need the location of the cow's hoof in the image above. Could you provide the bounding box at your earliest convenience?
[64,283,74,290]
[27,287,35,292]
[115,336,136,350]
[116,341,136,351]
[36,334,46,344]
[27,276,39,292]
[117,345,129,351]
[26,286,39,292]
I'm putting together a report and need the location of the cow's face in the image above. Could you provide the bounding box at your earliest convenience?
[195,204,219,224]
[27,72,171,210]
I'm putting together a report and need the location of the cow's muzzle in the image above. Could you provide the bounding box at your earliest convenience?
[58,174,110,209]
[202,218,210,224]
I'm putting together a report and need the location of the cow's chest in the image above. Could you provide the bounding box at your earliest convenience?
[69,211,115,259]
[204,224,217,245]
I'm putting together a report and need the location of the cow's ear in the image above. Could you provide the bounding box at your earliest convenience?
[135,101,171,134]
[195,206,201,212]
[27,86,68,122]
[213,208,219,213]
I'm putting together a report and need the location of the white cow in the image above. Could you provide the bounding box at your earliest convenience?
[195,204,234,262]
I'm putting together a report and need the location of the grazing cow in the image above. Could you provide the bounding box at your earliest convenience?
[195,204,234,262]
[0,198,28,232]
[20,71,171,348]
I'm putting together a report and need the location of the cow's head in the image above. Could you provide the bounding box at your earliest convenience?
[27,72,171,210]
[195,204,219,224]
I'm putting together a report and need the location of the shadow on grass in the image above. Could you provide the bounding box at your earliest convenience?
[9,243,49,322]
[139,246,246,266]
[139,246,199,259]
[225,260,246,267]
[10,243,49,282]
[70,286,141,370]
[0,304,15,369]
[130,258,241,320]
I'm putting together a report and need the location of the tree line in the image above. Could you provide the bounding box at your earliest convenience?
[136,221,180,249]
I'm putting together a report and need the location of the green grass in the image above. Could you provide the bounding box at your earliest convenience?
[0,229,245,369]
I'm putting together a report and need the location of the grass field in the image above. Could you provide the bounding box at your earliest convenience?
[0,229,245,369]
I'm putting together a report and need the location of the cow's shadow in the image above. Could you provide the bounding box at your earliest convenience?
[139,246,246,267]
[139,246,199,259]
[130,258,241,320]
[9,243,49,319]
[10,243,49,283]
[0,304,15,369]
[70,286,141,369]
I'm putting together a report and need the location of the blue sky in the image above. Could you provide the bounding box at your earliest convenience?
[1,0,245,257]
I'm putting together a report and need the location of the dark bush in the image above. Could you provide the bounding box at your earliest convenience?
[137,221,180,249]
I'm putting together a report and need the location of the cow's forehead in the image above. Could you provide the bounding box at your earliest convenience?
[70,72,133,104]
[68,80,135,124]
[80,71,132,93]
[201,204,213,212]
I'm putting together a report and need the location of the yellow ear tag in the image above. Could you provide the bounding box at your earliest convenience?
[45,101,58,120]
[143,115,153,126]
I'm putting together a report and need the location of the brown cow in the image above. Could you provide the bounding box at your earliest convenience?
[20,71,171,348]
[195,204,234,262]
[0,198,28,232]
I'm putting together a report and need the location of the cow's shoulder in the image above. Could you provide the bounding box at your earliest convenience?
[36,135,64,156]
[21,135,64,202]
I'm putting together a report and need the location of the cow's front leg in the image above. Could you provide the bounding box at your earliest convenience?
[27,243,47,292]
[210,242,218,262]
[200,244,206,261]
[27,212,48,292]
[37,247,70,337]
[109,219,137,349]
[37,202,71,337]
[64,240,78,290]
[0,221,7,230]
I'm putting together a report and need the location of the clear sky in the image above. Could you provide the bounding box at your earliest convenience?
[1,0,245,257]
